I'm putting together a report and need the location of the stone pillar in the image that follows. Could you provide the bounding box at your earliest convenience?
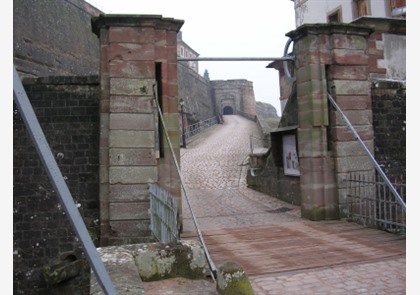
[92,15,183,245]
[286,24,373,220]
[325,25,375,214]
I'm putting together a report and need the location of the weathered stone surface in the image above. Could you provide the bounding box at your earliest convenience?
[108,43,155,61]
[110,95,153,113]
[90,246,146,295]
[109,148,156,166]
[91,240,208,293]
[14,0,101,78]
[134,240,208,281]
[109,184,149,201]
[109,202,150,220]
[109,130,155,148]
[109,113,155,130]
[333,80,370,95]
[216,261,254,295]
[109,60,155,78]
[110,78,155,96]
[109,166,157,184]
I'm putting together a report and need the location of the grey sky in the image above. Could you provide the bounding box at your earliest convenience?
[85,0,296,116]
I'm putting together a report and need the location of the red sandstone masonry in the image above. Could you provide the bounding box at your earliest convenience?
[110,96,153,113]
[109,60,155,78]
[286,23,372,221]
[333,95,371,110]
[108,43,155,61]
[109,113,155,130]
[333,49,368,65]
[109,27,155,44]
[92,15,184,245]
[328,66,367,80]
[332,34,367,50]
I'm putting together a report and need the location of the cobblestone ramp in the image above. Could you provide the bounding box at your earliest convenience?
[177,115,406,295]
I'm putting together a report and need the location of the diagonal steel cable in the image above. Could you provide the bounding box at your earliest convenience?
[152,83,218,280]
[13,65,117,295]
[327,92,406,211]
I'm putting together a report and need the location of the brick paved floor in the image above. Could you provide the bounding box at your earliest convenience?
[147,115,408,295]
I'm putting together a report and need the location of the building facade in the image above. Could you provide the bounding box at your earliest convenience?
[292,0,406,27]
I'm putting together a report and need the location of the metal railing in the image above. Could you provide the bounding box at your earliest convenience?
[344,171,406,234]
[149,183,179,243]
[327,92,406,234]
[182,116,220,140]
[327,93,406,212]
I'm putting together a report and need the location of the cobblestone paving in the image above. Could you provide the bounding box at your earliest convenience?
[180,115,301,233]
[154,115,407,295]
[251,257,406,295]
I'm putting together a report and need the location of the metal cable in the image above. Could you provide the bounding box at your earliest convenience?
[327,92,406,212]
[153,83,218,280]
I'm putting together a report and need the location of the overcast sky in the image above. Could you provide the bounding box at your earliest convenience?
[85,0,297,116]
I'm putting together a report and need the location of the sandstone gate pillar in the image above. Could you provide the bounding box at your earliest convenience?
[286,24,373,220]
[92,15,184,246]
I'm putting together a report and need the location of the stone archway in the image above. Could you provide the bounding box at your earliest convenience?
[223,106,234,115]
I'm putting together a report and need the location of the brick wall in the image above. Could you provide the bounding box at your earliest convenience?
[13,76,100,295]
[371,80,406,184]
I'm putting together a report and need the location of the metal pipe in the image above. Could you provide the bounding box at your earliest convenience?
[153,83,218,281]
[13,65,117,295]
[327,93,406,212]
[177,56,294,62]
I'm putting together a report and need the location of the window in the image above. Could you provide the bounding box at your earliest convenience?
[390,0,405,10]
[328,8,342,23]
[355,0,369,17]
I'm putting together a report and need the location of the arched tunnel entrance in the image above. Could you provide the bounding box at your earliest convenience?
[223,106,234,115]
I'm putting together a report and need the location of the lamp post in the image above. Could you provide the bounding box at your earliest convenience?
[180,98,186,148]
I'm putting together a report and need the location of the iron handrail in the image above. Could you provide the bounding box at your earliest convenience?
[182,116,219,139]
[327,93,406,212]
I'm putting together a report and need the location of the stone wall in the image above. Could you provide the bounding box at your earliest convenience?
[177,61,216,122]
[13,76,100,295]
[248,19,406,220]
[211,79,257,116]
[91,14,184,246]
[13,0,102,78]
